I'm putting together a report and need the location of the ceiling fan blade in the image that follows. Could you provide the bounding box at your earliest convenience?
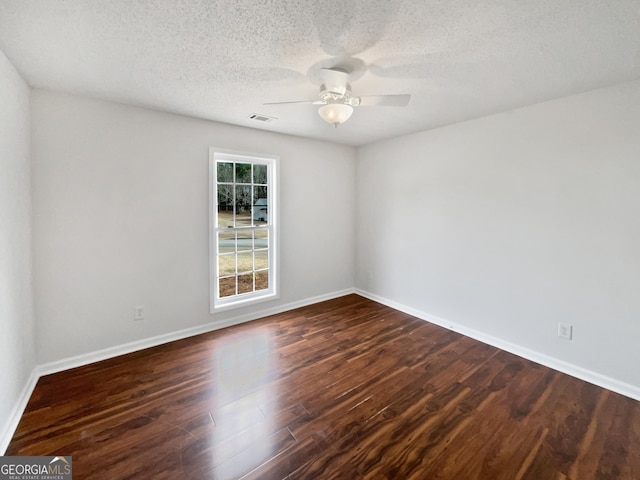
[319,68,349,95]
[357,94,411,107]
[263,100,315,105]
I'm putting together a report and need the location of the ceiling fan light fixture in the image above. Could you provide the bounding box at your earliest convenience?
[318,103,353,127]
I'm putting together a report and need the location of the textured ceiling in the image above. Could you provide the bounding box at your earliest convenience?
[1,0,639,146]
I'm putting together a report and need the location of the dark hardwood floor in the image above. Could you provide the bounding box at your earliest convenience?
[7,294,640,479]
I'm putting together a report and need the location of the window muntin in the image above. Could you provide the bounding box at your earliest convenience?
[210,151,277,311]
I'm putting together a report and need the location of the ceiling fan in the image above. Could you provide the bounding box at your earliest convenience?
[264,67,411,127]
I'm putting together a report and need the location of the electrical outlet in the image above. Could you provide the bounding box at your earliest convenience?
[134,305,145,321]
[558,322,572,340]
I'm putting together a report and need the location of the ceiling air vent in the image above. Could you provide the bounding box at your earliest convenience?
[249,113,277,123]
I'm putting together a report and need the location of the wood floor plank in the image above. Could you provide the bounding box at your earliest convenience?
[7,294,639,479]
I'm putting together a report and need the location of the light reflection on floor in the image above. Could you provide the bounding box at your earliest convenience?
[208,327,276,476]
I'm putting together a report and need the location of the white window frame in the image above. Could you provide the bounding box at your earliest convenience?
[209,148,279,312]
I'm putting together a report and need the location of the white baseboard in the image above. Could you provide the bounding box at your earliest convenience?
[38,288,355,376]
[8,286,633,456]
[355,289,640,402]
[0,369,39,454]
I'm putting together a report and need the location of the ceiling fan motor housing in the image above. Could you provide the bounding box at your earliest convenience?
[319,84,360,106]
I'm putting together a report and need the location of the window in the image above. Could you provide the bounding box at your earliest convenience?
[209,149,278,311]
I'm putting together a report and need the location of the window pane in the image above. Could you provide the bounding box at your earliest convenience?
[217,162,233,183]
[217,185,233,227]
[253,186,268,224]
[235,185,252,226]
[255,250,268,270]
[237,273,254,294]
[253,164,267,184]
[253,185,268,203]
[219,277,236,297]
[218,254,235,276]
[255,271,269,292]
[254,229,268,249]
[236,231,252,252]
[237,251,253,273]
[235,163,252,183]
[218,231,235,254]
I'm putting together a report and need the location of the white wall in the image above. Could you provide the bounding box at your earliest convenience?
[0,50,35,450]
[18,74,640,406]
[32,90,355,365]
[356,80,640,393]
